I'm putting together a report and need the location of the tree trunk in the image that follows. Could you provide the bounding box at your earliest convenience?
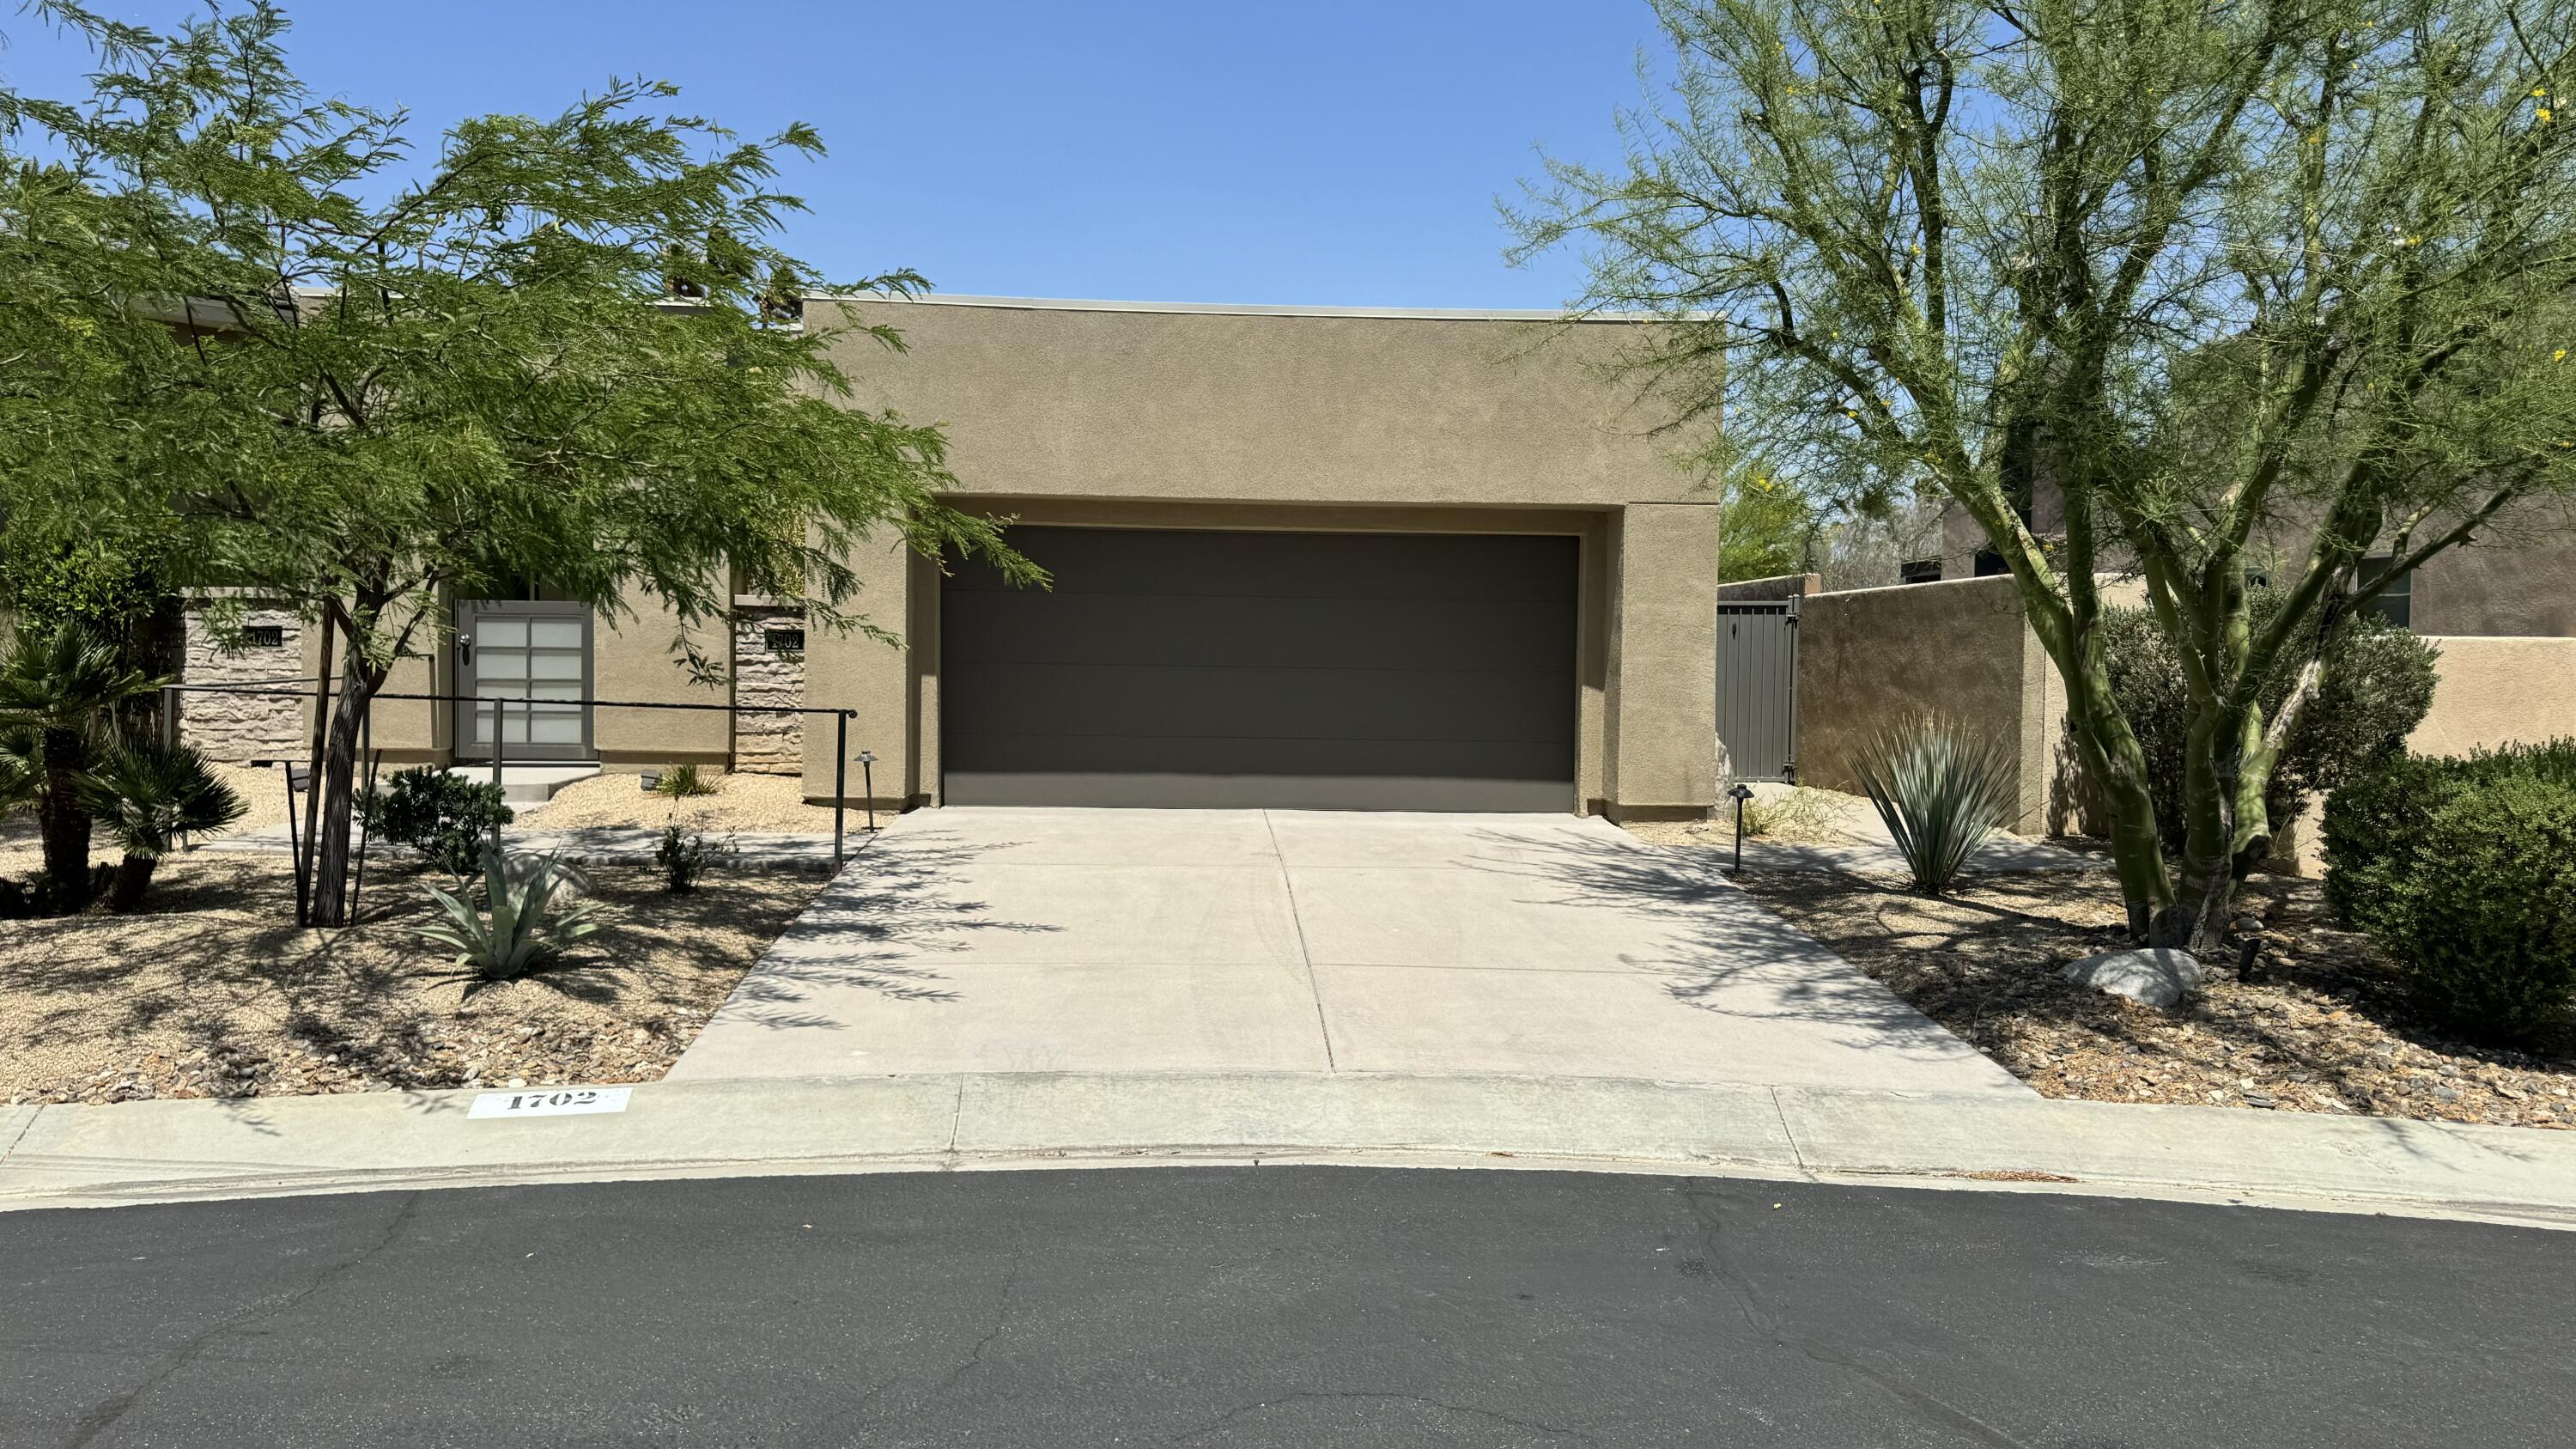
[2055,636,2176,941]
[307,650,386,928]
[107,855,155,913]
[36,727,94,910]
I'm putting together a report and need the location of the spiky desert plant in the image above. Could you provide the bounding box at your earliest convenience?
[1849,720,2017,896]
[75,740,246,910]
[416,845,600,982]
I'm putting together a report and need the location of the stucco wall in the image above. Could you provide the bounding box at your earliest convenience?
[1605,503,1725,818]
[2411,543,2576,637]
[1715,573,1820,603]
[812,297,1698,509]
[2408,636,2576,757]
[592,582,730,765]
[1795,575,2058,834]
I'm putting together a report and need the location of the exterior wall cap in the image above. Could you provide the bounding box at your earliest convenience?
[808,292,1660,323]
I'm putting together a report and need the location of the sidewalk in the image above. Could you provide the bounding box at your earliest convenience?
[5,1071,2571,1227]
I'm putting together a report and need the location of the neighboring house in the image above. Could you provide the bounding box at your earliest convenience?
[1920,494,2576,637]
[179,295,1727,821]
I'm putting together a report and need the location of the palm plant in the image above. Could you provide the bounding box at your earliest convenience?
[0,624,162,909]
[1849,720,2018,897]
[416,846,601,983]
[75,741,247,911]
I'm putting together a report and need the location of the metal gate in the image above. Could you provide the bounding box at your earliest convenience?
[1715,600,1798,782]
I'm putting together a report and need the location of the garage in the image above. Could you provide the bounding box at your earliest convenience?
[940,526,1579,810]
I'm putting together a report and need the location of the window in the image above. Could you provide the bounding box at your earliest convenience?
[1899,558,1942,585]
[241,624,285,648]
[2356,556,2413,629]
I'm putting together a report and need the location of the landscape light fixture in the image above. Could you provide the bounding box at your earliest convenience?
[858,751,878,831]
[1726,782,1757,877]
[640,770,661,794]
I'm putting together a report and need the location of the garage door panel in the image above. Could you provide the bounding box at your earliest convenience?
[944,661,1574,746]
[942,591,1577,673]
[953,528,1579,604]
[942,527,1577,811]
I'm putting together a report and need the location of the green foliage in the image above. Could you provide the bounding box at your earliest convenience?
[1849,720,2017,895]
[76,741,245,859]
[0,622,164,908]
[1718,466,1819,581]
[653,763,718,799]
[1511,0,2576,946]
[2101,592,2439,855]
[0,535,168,653]
[653,823,732,892]
[74,740,246,910]
[0,1,1041,922]
[2376,774,2576,1041]
[363,765,514,880]
[2323,740,2576,935]
[416,846,601,983]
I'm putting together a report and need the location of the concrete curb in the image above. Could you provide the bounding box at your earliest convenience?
[3,1072,2570,1227]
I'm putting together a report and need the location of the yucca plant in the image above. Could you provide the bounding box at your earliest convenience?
[75,741,247,910]
[1848,720,2018,896]
[416,846,601,982]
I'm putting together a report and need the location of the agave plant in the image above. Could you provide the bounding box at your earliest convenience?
[416,846,601,982]
[74,741,247,910]
[1848,720,2018,896]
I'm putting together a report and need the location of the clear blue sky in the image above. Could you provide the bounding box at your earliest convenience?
[3,1,1669,308]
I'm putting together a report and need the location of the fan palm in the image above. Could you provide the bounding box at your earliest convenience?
[76,741,246,910]
[0,624,162,909]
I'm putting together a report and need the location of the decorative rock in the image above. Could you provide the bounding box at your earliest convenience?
[2061,948,2208,1009]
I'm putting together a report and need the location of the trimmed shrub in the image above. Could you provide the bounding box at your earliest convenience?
[2378,774,2576,1041]
[2098,591,2438,855]
[2324,739,2576,934]
[1848,719,2017,895]
[363,765,513,879]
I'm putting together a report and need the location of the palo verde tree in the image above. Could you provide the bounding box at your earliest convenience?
[1513,0,2576,948]
[1,3,1035,925]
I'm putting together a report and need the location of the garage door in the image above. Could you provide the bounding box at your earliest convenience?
[942,527,1578,810]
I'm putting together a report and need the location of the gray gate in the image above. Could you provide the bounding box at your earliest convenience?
[1714,600,1798,782]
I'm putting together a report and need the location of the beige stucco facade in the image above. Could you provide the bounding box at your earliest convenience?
[183,297,1722,820]
[797,295,1719,818]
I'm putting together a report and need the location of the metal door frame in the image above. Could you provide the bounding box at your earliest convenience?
[452,600,596,763]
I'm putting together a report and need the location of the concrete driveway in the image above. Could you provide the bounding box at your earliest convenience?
[670,808,2026,1094]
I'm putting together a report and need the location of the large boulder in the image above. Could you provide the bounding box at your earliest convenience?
[2062,948,2206,1009]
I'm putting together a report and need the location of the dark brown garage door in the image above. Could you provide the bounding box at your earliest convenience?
[941,527,1577,810]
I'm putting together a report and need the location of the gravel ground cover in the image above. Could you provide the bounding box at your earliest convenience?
[1704,852,2576,1129]
[519,770,841,833]
[0,849,829,1106]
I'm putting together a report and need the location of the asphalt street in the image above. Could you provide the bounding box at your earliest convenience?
[3,1166,2568,1447]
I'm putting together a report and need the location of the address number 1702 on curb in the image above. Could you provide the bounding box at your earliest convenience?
[468,1087,633,1119]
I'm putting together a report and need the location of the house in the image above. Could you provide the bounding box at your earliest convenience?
[179,295,1728,821]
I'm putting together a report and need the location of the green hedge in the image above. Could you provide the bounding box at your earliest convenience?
[2322,739,2576,934]
[2100,592,2438,857]
[2383,776,2576,1040]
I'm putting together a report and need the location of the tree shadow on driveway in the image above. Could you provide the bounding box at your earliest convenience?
[702,830,1065,1032]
